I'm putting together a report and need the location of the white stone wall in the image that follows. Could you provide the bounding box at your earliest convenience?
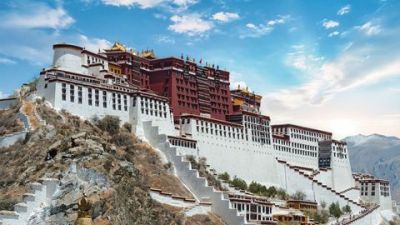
[53,47,86,75]
[53,82,131,123]
[313,169,334,188]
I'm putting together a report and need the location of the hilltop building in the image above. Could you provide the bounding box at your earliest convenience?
[34,42,396,225]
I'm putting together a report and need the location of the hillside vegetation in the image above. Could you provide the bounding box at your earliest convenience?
[0,101,223,224]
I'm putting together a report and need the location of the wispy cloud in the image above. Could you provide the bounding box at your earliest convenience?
[356,21,381,36]
[0,57,16,65]
[337,5,351,16]
[100,0,197,10]
[212,12,240,23]
[155,35,176,44]
[265,38,400,112]
[241,15,290,38]
[168,14,213,36]
[79,35,111,52]
[101,0,164,8]
[328,31,340,37]
[285,45,324,73]
[0,2,74,30]
[172,0,197,7]
[322,19,339,29]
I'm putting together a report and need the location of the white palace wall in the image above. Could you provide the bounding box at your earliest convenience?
[37,79,174,138]
[314,169,334,188]
[331,157,355,192]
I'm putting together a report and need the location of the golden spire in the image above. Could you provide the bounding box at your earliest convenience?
[75,194,93,225]
[109,42,126,52]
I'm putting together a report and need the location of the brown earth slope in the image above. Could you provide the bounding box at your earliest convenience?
[0,101,222,225]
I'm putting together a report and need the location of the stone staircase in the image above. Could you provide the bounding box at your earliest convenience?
[143,121,252,225]
[276,159,364,212]
[0,178,59,225]
[331,205,380,225]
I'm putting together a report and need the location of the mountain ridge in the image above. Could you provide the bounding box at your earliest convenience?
[344,133,400,202]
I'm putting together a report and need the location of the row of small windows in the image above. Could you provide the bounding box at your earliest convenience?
[333,152,347,159]
[231,202,272,222]
[86,55,104,65]
[169,138,196,149]
[360,183,390,197]
[139,96,168,118]
[274,144,318,157]
[61,83,128,111]
[196,125,247,140]
[291,142,317,151]
[290,133,321,142]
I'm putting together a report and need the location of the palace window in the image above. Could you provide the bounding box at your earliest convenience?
[112,93,116,110]
[102,91,107,108]
[95,89,99,107]
[88,88,93,106]
[123,95,128,111]
[78,86,82,104]
[70,85,75,102]
[117,94,121,110]
[61,83,66,101]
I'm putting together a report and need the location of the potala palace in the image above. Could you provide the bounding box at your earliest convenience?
[20,42,397,224]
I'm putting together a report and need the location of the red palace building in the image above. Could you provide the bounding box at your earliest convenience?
[104,42,233,121]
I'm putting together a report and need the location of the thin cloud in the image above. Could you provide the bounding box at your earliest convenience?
[212,12,240,23]
[0,3,74,30]
[241,15,290,38]
[168,14,213,36]
[337,5,351,16]
[0,57,16,65]
[79,35,111,52]
[101,0,165,8]
[155,35,176,44]
[266,39,400,111]
[322,19,339,29]
[329,31,340,37]
[357,21,381,36]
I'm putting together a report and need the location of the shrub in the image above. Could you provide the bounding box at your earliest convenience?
[314,210,329,224]
[248,181,267,195]
[112,132,134,147]
[0,198,17,211]
[342,205,352,214]
[329,202,342,219]
[320,201,327,209]
[218,172,230,182]
[276,188,289,200]
[94,115,120,134]
[230,177,247,190]
[291,191,306,200]
[123,122,132,132]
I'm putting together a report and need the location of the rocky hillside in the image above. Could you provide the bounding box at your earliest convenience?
[0,99,225,225]
[344,134,400,202]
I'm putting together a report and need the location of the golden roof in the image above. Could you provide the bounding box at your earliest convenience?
[109,42,126,52]
[140,49,156,59]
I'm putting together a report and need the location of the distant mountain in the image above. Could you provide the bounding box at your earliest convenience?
[344,134,400,202]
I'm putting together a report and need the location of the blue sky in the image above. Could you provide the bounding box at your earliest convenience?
[0,0,399,138]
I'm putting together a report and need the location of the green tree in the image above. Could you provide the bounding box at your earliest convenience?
[291,191,306,200]
[320,201,327,209]
[276,188,289,200]
[230,177,247,190]
[342,205,352,214]
[329,202,342,219]
[267,186,277,197]
[218,172,230,182]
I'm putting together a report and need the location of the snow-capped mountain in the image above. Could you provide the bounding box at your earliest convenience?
[344,134,400,202]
